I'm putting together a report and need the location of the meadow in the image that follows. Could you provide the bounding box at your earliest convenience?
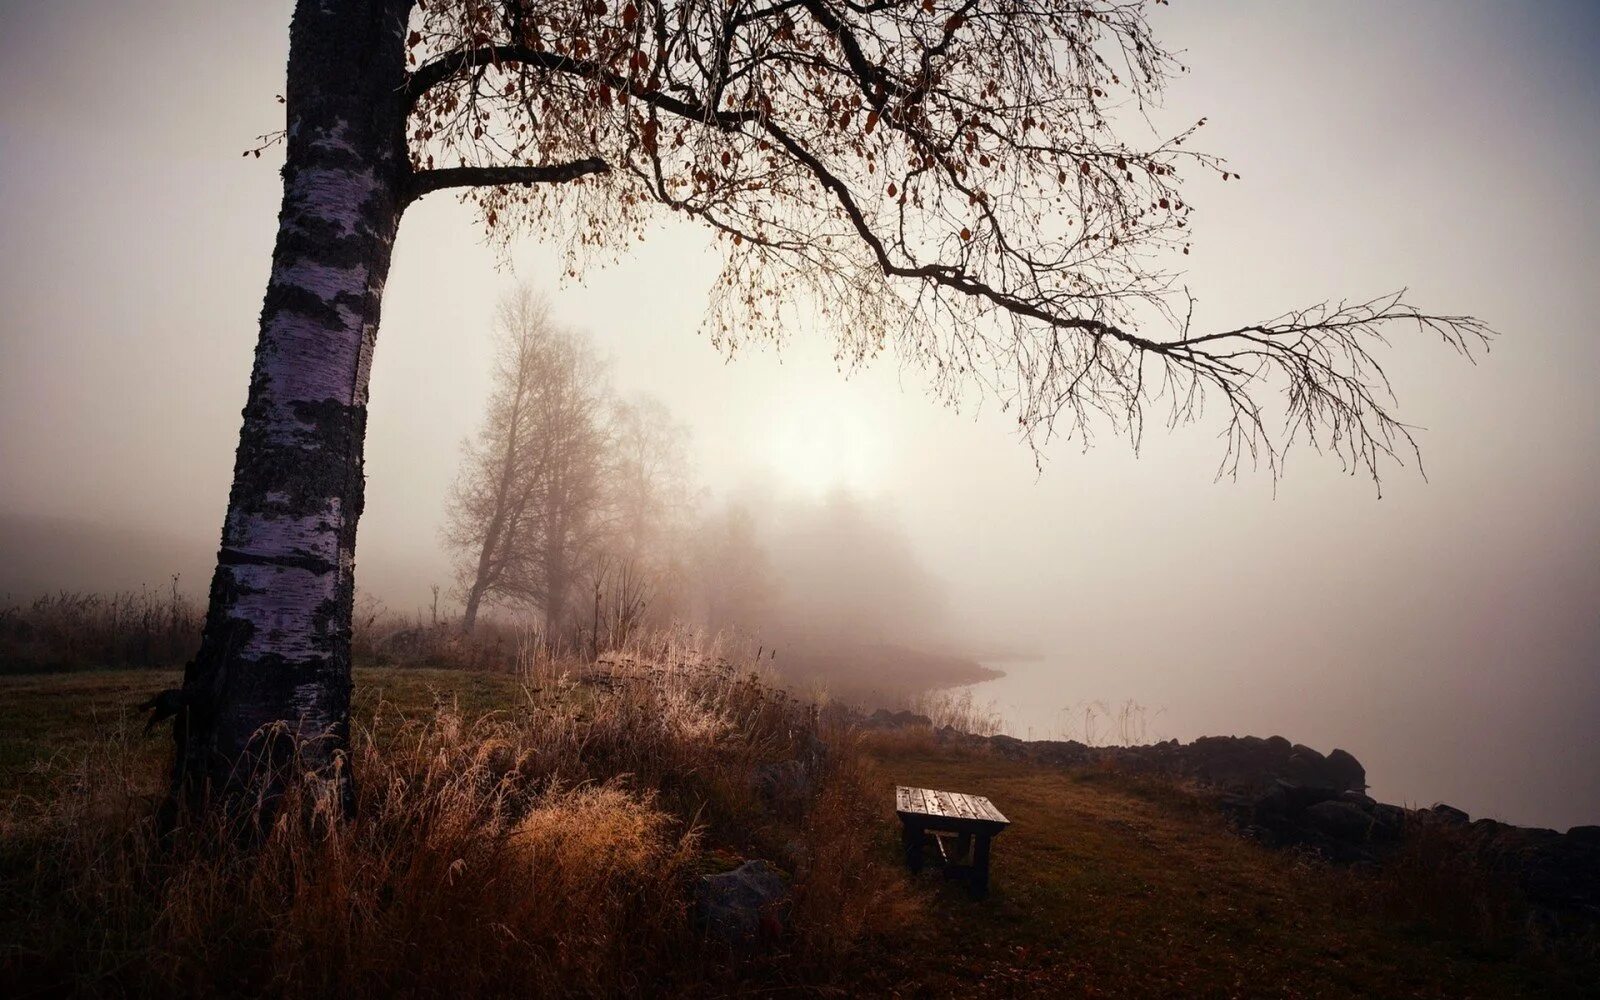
[1,644,1592,997]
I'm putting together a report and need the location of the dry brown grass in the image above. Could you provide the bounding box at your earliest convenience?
[790,728,923,960]
[863,742,1593,998]
[910,687,1004,737]
[0,637,919,997]
[0,584,201,673]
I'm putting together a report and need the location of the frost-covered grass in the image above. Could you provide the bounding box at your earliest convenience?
[0,660,1591,997]
[0,650,911,996]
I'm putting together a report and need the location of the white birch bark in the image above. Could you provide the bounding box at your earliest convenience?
[176,0,412,807]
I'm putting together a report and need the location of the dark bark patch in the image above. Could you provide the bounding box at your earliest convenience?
[219,546,339,576]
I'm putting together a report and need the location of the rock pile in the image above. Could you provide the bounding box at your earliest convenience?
[925,728,1370,796]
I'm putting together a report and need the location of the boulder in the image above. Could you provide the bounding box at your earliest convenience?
[1468,817,1510,838]
[1284,746,1331,787]
[865,708,931,729]
[1428,803,1471,826]
[1030,739,1092,766]
[1324,748,1366,791]
[695,860,791,945]
[1371,803,1406,839]
[1305,800,1376,842]
[755,759,812,809]
[988,733,1030,759]
[1338,790,1376,810]
[1275,780,1340,812]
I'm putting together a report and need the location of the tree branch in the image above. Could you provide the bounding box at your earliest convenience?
[406,44,758,129]
[406,158,611,203]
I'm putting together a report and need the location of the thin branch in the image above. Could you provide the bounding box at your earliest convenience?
[407,44,758,129]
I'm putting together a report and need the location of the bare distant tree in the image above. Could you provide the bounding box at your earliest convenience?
[172,0,1491,807]
[510,344,612,642]
[575,396,698,650]
[445,286,610,640]
[444,287,553,633]
[604,396,694,563]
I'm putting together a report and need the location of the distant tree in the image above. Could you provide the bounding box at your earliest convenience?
[508,343,612,643]
[692,502,777,636]
[445,285,610,640]
[173,0,1491,808]
[588,394,696,642]
[603,396,694,566]
[445,287,553,633]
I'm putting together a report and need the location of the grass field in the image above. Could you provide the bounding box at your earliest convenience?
[0,667,526,802]
[1,668,1592,997]
[858,740,1590,997]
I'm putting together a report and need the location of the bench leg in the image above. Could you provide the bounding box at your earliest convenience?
[970,834,992,899]
[902,822,925,873]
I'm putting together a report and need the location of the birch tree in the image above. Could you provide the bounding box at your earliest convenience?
[445,286,610,638]
[169,0,1491,807]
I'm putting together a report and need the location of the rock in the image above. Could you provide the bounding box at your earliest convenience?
[1275,780,1340,812]
[1371,803,1406,839]
[1429,803,1471,826]
[696,860,791,946]
[1285,746,1331,787]
[1469,817,1510,838]
[988,734,1029,759]
[1338,790,1376,811]
[755,759,811,809]
[1324,748,1366,791]
[1030,739,1091,766]
[1305,800,1376,842]
[866,708,931,729]
[1289,744,1326,763]
[1264,735,1292,753]
[1567,825,1600,846]
[1252,783,1293,819]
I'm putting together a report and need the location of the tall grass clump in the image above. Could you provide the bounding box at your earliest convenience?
[0,635,918,996]
[0,580,201,673]
[897,686,1002,737]
[350,591,528,672]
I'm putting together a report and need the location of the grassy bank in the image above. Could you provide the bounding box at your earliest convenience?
[0,666,1591,997]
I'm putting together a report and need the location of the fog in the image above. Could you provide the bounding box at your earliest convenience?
[1,1,1597,829]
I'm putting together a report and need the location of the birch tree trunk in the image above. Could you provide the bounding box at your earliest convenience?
[175,0,411,811]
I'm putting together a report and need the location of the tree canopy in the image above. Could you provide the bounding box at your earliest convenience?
[400,0,1490,487]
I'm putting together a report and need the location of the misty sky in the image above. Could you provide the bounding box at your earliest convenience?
[1,1,1597,829]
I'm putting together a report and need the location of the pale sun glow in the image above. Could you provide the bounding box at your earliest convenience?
[763,395,885,497]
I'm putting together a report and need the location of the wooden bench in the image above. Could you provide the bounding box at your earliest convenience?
[895,786,1010,898]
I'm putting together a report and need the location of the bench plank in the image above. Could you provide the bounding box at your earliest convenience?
[975,796,1009,824]
[895,786,1009,832]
